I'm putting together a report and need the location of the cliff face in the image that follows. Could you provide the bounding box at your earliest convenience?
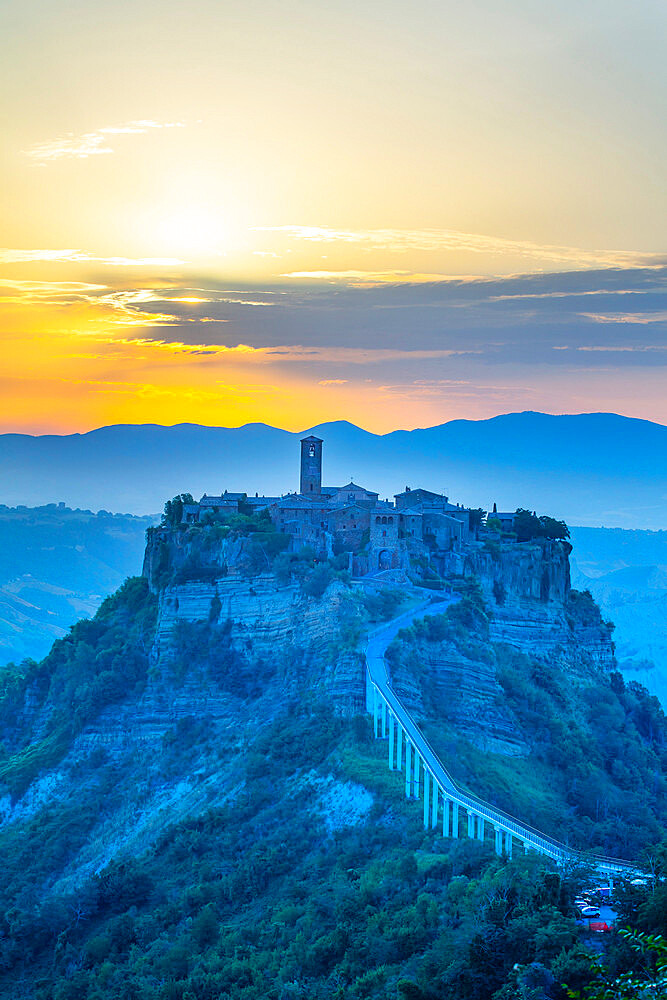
[150,574,365,717]
[140,529,615,764]
[142,524,252,590]
[390,634,528,757]
[442,539,615,674]
[385,539,617,759]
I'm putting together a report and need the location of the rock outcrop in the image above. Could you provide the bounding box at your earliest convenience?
[390,637,527,757]
[139,527,615,762]
[442,539,614,673]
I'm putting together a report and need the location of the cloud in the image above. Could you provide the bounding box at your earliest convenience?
[281,270,450,283]
[25,120,186,163]
[4,264,666,377]
[579,311,667,325]
[0,248,185,266]
[318,379,349,385]
[553,344,667,353]
[257,224,666,270]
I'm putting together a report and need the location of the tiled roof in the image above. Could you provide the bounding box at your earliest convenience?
[200,493,245,505]
[333,481,378,494]
[272,495,329,509]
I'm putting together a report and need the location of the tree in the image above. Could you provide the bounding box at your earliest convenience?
[566,928,667,998]
[513,509,570,542]
[539,516,569,540]
[468,508,486,532]
[162,493,195,526]
[514,509,543,542]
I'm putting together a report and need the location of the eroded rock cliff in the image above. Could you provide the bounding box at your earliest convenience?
[442,539,614,673]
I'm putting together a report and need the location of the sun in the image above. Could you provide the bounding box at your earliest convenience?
[156,208,227,257]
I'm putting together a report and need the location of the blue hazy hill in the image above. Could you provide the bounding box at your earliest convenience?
[1,411,665,528]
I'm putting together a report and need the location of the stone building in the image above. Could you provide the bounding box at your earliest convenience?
[300,435,323,494]
[370,506,401,571]
[181,434,472,573]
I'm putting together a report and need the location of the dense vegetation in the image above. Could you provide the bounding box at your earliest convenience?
[388,590,667,860]
[0,559,665,997]
[0,695,647,1000]
[0,577,157,798]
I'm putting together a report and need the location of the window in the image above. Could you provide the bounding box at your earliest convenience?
[309,444,315,457]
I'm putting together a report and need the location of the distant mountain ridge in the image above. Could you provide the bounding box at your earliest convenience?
[1,411,666,528]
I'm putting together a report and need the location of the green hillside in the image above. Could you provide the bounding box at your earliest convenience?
[0,568,666,999]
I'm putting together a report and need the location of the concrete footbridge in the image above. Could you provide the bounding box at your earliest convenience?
[364,595,640,883]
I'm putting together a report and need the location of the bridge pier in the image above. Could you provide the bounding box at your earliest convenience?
[467,811,474,838]
[442,798,450,837]
[477,816,485,842]
[388,713,395,770]
[413,753,420,799]
[372,687,379,738]
[397,725,402,771]
[452,802,459,838]
[423,771,430,828]
[505,831,513,859]
[431,783,438,829]
[494,826,502,856]
[381,699,387,738]
[405,742,412,798]
[523,840,530,854]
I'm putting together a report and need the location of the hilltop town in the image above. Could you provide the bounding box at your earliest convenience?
[174,435,565,580]
[177,435,485,577]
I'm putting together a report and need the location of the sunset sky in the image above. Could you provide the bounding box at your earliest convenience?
[2,0,666,434]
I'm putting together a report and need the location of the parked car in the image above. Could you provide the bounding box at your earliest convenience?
[582,906,601,918]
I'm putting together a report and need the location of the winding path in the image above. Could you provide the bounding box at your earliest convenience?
[364,594,639,881]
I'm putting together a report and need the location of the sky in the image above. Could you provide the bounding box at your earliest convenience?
[2,0,666,435]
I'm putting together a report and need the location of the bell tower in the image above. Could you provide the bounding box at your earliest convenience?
[300,435,323,495]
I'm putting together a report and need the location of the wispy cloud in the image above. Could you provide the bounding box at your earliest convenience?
[258,225,665,270]
[25,119,186,163]
[579,311,667,325]
[0,248,184,266]
[281,269,450,284]
[553,344,667,353]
